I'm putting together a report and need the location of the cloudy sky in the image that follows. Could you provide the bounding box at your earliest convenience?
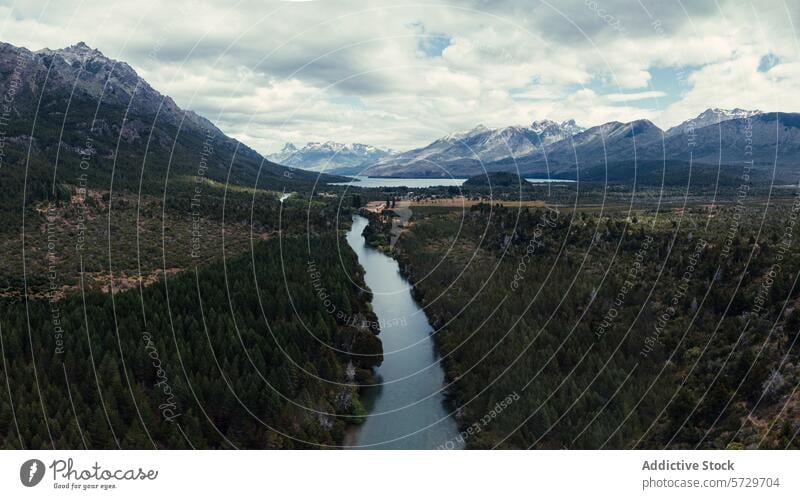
[1,0,799,153]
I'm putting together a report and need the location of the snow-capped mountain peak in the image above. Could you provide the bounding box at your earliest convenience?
[39,41,103,65]
[530,118,585,136]
[364,118,585,174]
[266,141,394,172]
[530,119,586,145]
[706,108,762,119]
[666,108,763,136]
[560,119,585,136]
[530,119,559,134]
[443,124,494,142]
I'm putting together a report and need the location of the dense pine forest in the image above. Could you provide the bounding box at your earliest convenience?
[0,232,383,449]
[394,199,800,449]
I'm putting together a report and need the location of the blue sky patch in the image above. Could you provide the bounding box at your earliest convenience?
[418,33,451,58]
[758,53,780,72]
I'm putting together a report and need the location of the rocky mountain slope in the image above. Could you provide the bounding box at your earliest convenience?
[362,120,585,177]
[665,108,763,137]
[360,109,798,181]
[0,41,340,195]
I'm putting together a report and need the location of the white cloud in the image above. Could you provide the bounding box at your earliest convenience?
[606,90,667,102]
[1,0,799,153]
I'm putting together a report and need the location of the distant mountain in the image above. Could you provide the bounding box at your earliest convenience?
[648,112,800,167]
[364,120,585,177]
[504,112,799,181]
[666,108,763,137]
[0,41,341,195]
[267,141,393,172]
[548,119,663,162]
[530,119,585,141]
[363,109,800,182]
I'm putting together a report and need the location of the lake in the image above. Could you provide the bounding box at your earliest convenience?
[331,176,574,189]
[344,215,462,449]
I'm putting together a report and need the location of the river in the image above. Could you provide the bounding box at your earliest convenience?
[331,176,575,189]
[344,215,462,449]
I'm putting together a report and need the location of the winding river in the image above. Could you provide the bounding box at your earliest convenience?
[344,215,462,449]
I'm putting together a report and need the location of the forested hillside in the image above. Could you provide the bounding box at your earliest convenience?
[395,202,800,449]
[0,234,381,449]
[0,40,348,295]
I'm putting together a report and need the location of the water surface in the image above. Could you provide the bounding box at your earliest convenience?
[345,215,461,449]
[332,177,465,188]
[332,176,574,189]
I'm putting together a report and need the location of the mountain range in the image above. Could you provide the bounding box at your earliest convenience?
[7,39,795,188]
[267,141,393,173]
[351,120,584,177]
[343,109,799,180]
